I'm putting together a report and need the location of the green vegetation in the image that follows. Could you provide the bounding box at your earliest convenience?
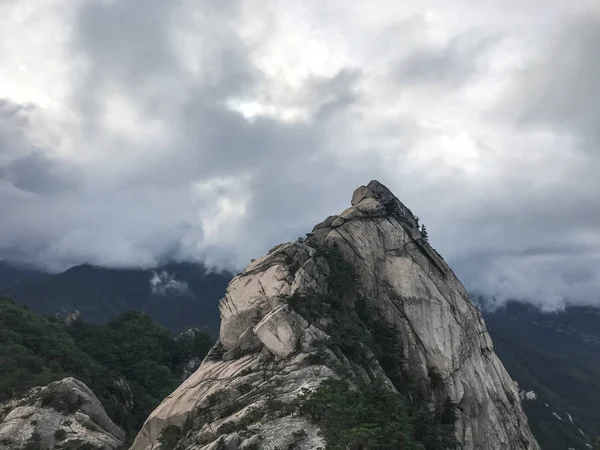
[0,298,100,402]
[40,386,85,414]
[59,440,102,450]
[287,243,458,450]
[23,431,42,450]
[159,423,190,450]
[66,312,213,435]
[0,297,213,442]
[420,224,429,245]
[296,378,456,450]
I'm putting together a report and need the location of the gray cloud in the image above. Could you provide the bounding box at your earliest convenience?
[394,32,500,87]
[0,100,78,195]
[1,1,600,312]
[0,0,385,272]
[504,16,600,148]
[67,0,395,268]
[449,14,600,307]
[0,151,78,194]
[0,100,35,162]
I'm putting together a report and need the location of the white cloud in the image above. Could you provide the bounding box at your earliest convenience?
[149,271,192,297]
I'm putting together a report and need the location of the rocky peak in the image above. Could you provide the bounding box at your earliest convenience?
[353,180,420,228]
[131,181,539,450]
[311,181,419,236]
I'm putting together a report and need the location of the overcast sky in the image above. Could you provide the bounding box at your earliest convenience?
[1,0,599,310]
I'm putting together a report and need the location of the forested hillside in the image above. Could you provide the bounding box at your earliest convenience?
[0,298,213,442]
[483,301,600,449]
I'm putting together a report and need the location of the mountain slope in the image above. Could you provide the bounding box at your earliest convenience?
[483,302,600,449]
[0,297,213,442]
[0,262,231,334]
[131,181,538,450]
[0,262,49,288]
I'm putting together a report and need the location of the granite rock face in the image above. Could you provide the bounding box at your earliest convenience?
[0,377,125,450]
[130,180,539,450]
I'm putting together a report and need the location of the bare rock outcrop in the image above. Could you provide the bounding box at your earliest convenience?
[130,180,539,450]
[0,377,125,450]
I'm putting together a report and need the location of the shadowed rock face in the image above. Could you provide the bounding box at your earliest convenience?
[0,377,125,450]
[130,180,539,450]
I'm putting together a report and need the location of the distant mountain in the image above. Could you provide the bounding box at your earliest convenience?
[0,262,49,288]
[482,300,600,450]
[0,262,232,335]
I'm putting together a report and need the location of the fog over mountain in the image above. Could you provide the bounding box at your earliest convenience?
[1,0,599,310]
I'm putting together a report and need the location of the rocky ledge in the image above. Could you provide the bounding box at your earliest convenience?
[0,377,125,450]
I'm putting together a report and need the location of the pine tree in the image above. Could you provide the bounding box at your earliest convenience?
[420,224,429,245]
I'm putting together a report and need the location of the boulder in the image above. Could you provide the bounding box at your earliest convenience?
[253,305,308,359]
[0,377,125,450]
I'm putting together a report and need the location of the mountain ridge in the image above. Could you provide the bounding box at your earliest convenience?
[0,262,232,334]
[131,180,539,450]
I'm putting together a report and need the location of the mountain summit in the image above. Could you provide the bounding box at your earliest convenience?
[131,180,539,450]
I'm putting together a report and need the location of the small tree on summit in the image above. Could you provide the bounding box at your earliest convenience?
[420,224,429,245]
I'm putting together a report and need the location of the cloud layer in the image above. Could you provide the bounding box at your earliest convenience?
[149,271,192,297]
[1,0,600,309]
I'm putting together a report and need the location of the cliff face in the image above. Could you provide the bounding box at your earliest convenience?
[130,180,539,450]
[0,377,125,450]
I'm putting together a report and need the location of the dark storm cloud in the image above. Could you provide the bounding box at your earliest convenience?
[2,1,600,312]
[0,0,387,271]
